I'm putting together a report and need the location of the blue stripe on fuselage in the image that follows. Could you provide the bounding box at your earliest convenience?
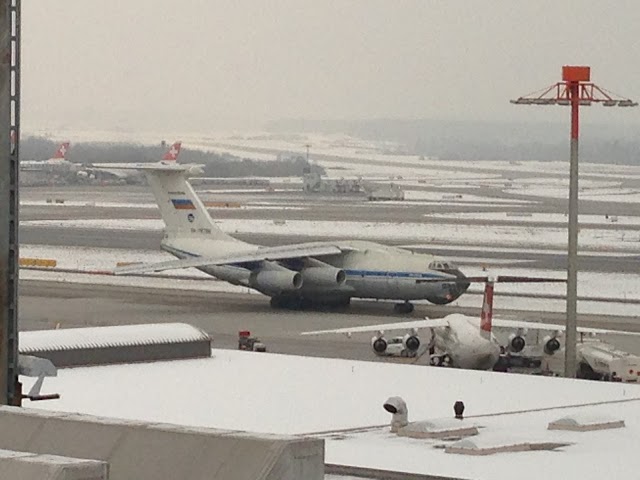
[162,245,450,279]
[344,269,448,279]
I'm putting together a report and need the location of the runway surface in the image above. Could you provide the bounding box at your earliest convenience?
[19,280,640,363]
[16,171,640,368]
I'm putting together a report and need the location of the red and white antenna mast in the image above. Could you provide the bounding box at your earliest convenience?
[511,66,637,378]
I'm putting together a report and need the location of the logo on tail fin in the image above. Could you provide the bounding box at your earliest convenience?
[171,198,195,210]
[53,142,70,159]
[480,281,494,334]
[162,141,182,162]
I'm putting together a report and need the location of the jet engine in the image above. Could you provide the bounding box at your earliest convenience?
[508,333,526,353]
[402,331,421,352]
[543,335,561,355]
[250,269,302,293]
[300,267,346,288]
[372,334,387,355]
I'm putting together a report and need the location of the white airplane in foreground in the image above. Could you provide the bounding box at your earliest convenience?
[303,277,640,370]
[111,162,470,311]
[21,142,74,171]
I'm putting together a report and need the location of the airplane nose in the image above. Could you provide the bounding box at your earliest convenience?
[444,269,470,301]
[425,269,470,305]
[453,269,470,296]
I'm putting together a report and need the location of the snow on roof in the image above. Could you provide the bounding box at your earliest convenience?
[20,323,210,353]
[19,347,640,480]
[22,348,639,433]
[323,400,640,480]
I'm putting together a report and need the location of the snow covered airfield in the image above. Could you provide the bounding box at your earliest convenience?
[18,130,640,479]
[20,131,640,319]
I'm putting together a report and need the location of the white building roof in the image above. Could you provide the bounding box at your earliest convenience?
[22,349,640,480]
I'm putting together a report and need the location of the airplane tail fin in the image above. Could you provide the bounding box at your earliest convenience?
[142,165,243,244]
[162,141,182,162]
[479,280,494,337]
[52,142,70,160]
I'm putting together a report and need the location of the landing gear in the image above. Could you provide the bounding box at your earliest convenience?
[393,302,414,314]
[430,354,451,367]
[269,296,328,310]
[270,295,306,310]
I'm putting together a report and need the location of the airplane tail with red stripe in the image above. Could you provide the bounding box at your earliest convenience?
[162,141,182,162]
[52,142,70,160]
[479,280,494,337]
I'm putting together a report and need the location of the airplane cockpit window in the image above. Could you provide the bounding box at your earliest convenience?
[429,261,457,271]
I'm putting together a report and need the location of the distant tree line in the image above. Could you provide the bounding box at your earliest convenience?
[20,137,324,177]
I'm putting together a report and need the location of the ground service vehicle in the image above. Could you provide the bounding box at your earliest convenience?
[577,340,640,382]
[238,331,267,352]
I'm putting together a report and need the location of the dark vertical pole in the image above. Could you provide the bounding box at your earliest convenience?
[565,81,579,378]
[0,0,19,406]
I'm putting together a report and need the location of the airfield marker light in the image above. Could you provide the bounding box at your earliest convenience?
[511,66,637,378]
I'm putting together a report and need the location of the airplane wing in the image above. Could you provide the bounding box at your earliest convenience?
[115,242,356,275]
[492,318,640,337]
[301,318,451,336]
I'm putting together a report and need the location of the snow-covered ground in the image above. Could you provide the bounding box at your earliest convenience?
[33,128,640,183]
[506,186,640,203]
[21,217,640,252]
[19,244,640,317]
[424,212,640,226]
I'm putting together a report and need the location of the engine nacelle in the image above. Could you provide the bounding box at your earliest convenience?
[300,267,346,288]
[543,335,561,355]
[508,334,526,353]
[372,336,387,354]
[509,333,526,353]
[250,269,302,293]
[402,334,420,352]
[186,164,205,177]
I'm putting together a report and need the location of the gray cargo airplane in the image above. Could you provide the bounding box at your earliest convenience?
[113,162,469,312]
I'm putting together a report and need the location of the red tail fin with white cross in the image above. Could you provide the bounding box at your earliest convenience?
[162,141,182,162]
[52,142,70,160]
[480,280,494,337]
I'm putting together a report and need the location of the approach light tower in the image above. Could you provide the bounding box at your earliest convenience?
[511,66,637,378]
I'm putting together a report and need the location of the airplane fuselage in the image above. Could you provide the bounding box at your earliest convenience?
[433,315,501,369]
[162,237,468,305]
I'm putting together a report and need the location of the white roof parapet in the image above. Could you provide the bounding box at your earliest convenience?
[20,323,210,353]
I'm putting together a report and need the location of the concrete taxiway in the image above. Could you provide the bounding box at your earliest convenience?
[19,280,640,362]
[16,174,640,365]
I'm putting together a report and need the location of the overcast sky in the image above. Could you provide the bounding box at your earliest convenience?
[21,0,640,133]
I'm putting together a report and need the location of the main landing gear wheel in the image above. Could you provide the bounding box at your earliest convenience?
[393,302,414,314]
[430,354,451,367]
[269,296,312,310]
